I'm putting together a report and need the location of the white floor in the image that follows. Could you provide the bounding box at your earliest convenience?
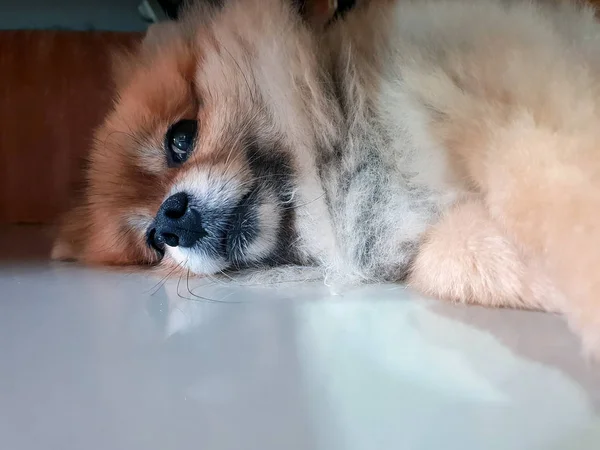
[1,227,599,450]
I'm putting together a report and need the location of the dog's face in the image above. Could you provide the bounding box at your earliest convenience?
[53,0,338,274]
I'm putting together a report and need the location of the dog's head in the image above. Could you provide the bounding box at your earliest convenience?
[53,0,340,274]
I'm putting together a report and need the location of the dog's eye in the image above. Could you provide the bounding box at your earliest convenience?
[165,119,198,166]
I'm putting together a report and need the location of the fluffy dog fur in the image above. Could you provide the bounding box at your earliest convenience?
[54,0,600,353]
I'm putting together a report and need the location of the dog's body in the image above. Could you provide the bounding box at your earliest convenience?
[54,0,600,352]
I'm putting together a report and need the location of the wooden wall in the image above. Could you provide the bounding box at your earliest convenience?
[0,30,141,224]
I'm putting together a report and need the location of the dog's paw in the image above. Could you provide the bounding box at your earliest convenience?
[408,200,527,309]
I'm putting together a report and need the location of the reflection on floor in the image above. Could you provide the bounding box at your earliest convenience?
[0,226,599,450]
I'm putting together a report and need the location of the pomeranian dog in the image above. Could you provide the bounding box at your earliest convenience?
[54,0,600,354]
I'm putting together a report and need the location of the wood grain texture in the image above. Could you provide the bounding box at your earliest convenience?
[0,30,141,224]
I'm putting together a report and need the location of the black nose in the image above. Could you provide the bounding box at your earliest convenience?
[151,192,207,248]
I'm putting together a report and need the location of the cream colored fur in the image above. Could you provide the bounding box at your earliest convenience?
[355,0,600,353]
[54,0,600,355]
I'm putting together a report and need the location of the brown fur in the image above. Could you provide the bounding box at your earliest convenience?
[53,28,197,266]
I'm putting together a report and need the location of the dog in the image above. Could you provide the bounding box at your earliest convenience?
[53,0,600,354]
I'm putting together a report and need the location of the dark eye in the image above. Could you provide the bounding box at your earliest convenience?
[165,119,198,166]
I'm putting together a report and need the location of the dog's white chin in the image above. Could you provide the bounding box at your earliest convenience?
[167,246,229,275]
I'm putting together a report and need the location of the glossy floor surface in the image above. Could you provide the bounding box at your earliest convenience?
[1,227,599,450]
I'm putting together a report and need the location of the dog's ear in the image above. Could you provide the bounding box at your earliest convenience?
[110,20,192,88]
[110,45,139,89]
[108,21,176,89]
